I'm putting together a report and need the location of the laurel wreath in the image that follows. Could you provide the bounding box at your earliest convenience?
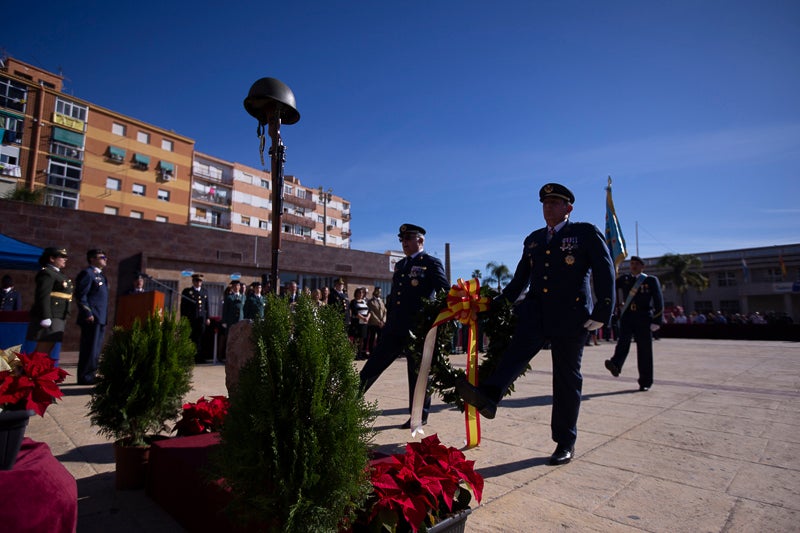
[408,285,528,411]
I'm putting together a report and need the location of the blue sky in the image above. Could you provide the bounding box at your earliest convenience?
[6,0,799,280]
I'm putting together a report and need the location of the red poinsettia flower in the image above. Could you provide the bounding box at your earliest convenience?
[362,434,483,532]
[0,350,68,416]
[174,395,230,436]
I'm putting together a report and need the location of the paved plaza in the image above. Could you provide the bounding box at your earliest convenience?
[26,338,800,532]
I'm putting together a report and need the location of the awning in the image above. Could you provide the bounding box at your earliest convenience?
[0,234,43,270]
[108,146,126,159]
[133,153,150,165]
[0,109,24,120]
[159,161,174,172]
[52,127,85,147]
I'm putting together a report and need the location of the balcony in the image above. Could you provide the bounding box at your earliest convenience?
[191,190,232,208]
[341,230,352,239]
[285,194,316,211]
[342,211,351,222]
[282,211,315,229]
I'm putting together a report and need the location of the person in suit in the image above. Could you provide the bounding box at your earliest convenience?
[25,247,74,357]
[359,223,450,428]
[283,280,300,308]
[327,278,349,322]
[1,274,23,311]
[455,183,615,465]
[181,273,210,363]
[604,256,664,391]
[125,274,147,295]
[74,249,109,385]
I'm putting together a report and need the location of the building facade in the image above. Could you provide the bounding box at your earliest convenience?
[627,244,800,322]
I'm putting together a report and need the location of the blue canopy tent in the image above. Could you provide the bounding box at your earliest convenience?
[0,233,43,270]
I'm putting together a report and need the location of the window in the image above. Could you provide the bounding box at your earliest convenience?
[133,153,150,170]
[155,215,168,223]
[47,159,82,190]
[103,206,118,215]
[50,141,83,162]
[720,300,740,315]
[317,215,324,223]
[130,211,143,219]
[0,77,27,112]
[137,131,150,144]
[717,271,737,287]
[161,139,174,151]
[112,123,127,136]
[55,98,88,122]
[284,185,293,195]
[241,216,251,226]
[45,189,78,209]
[106,177,121,191]
[195,207,207,218]
[157,189,170,201]
[1,114,24,143]
[259,220,269,230]
[296,189,308,199]
[132,183,146,196]
[260,179,270,189]
[765,268,783,282]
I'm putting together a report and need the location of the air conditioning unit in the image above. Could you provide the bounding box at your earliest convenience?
[159,169,174,181]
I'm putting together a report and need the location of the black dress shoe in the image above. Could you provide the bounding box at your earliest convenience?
[400,418,427,429]
[604,359,620,377]
[454,378,497,419]
[639,385,650,391]
[549,445,574,466]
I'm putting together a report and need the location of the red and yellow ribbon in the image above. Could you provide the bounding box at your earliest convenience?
[410,278,489,448]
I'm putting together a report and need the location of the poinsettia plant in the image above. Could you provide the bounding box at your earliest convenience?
[173,395,230,436]
[353,434,484,533]
[0,346,68,416]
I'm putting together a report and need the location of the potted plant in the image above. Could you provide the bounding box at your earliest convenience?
[0,346,68,469]
[172,395,230,437]
[352,434,483,533]
[88,312,195,489]
[212,295,376,532]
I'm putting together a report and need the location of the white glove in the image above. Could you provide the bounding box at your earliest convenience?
[40,318,52,328]
[583,319,604,331]
[650,324,661,332]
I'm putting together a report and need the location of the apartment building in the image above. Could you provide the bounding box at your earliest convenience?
[1,55,353,248]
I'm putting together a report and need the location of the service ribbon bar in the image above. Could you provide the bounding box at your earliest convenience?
[410,278,489,448]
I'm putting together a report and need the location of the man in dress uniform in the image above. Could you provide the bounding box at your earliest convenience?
[604,256,664,391]
[26,247,73,357]
[1,275,23,311]
[327,278,349,322]
[74,249,109,385]
[359,223,450,428]
[455,183,615,465]
[181,273,210,363]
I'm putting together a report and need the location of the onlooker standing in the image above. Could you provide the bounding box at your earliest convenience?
[366,287,386,355]
[1,274,22,311]
[26,247,73,357]
[74,249,109,385]
[181,273,210,363]
[359,223,449,429]
[328,278,349,322]
[126,274,146,294]
[349,287,371,359]
[284,280,300,306]
[604,256,664,391]
[243,281,265,319]
[454,183,615,465]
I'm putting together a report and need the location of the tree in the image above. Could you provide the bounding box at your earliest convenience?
[470,269,483,283]
[656,253,709,308]
[484,261,512,292]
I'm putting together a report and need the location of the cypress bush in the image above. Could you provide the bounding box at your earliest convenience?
[213,295,375,532]
[88,312,196,447]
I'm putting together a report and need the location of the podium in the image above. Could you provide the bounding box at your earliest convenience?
[116,291,165,329]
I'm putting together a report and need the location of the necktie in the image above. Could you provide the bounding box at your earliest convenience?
[547,227,556,243]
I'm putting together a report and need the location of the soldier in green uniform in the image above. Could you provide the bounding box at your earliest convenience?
[26,247,74,357]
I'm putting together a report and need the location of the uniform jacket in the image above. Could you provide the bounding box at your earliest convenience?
[243,293,265,320]
[222,293,244,326]
[616,273,664,325]
[502,220,615,336]
[75,266,109,325]
[1,288,22,311]
[181,286,210,321]
[385,251,449,333]
[30,265,73,322]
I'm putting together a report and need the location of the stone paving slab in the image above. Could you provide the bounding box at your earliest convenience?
[20,338,800,532]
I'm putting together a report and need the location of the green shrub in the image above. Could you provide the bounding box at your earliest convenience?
[88,312,196,446]
[213,295,375,532]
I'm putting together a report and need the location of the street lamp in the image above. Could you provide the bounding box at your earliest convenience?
[244,78,300,295]
[317,186,332,246]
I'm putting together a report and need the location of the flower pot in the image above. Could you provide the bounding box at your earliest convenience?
[114,440,152,490]
[429,509,471,533]
[0,409,35,470]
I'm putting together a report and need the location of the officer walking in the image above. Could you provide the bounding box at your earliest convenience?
[181,273,210,363]
[74,249,109,384]
[25,247,73,357]
[359,223,449,428]
[455,183,615,465]
[604,256,664,391]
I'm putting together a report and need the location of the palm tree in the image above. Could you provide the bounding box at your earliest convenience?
[656,253,709,308]
[470,269,482,283]
[484,261,512,292]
